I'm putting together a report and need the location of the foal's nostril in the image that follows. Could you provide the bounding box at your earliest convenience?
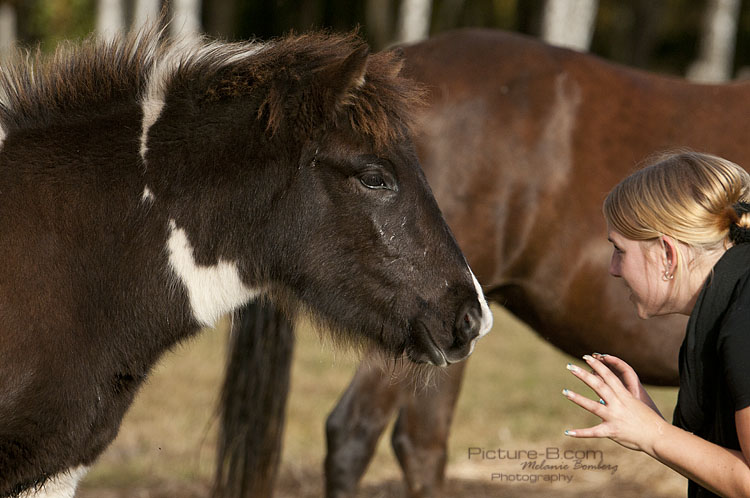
[455,300,482,346]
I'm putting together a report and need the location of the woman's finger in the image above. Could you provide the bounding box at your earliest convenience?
[581,355,630,396]
[561,388,606,416]
[597,354,638,380]
[592,353,651,402]
[563,423,610,439]
[566,362,617,401]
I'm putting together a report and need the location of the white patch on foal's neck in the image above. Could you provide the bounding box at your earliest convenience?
[166,219,259,327]
[18,466,88,498]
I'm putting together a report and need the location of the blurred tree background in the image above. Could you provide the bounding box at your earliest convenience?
[1,0,749,79]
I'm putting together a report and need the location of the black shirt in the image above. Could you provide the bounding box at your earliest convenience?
[673,243,750,497]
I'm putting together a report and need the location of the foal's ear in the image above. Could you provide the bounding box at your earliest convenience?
[383,47,406,78]
[316,44,370,109]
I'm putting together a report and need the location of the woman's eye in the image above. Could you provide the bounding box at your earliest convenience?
[360,172,388,189]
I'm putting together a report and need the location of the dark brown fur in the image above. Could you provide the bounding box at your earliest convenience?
[0,35,152,132]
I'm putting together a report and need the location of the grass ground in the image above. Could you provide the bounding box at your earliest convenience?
[78,305,687,497]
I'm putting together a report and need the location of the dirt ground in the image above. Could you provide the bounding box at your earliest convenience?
[79,448,688,498]
[79,467,685,498]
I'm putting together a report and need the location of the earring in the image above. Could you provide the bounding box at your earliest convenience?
[662,270,674,281]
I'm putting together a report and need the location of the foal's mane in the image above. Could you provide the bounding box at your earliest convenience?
[0,30,157,133]
[0,27,423,146]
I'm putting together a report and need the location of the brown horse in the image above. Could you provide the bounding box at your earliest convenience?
[323,29,750,497]
[0,28,493,497]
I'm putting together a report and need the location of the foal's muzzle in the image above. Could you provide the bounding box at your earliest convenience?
[408,297,489,366]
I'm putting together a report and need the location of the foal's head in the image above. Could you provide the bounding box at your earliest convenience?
[140,32,492,365]
[237,34,493,365]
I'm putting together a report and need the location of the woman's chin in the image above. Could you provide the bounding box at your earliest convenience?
[632,301,653,319]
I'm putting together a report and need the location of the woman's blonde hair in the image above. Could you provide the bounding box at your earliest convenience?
[604,151,750,274]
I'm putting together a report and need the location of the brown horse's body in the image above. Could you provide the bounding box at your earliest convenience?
[325,29,750,497]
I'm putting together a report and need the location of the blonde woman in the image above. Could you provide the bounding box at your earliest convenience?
[564,151,750,497]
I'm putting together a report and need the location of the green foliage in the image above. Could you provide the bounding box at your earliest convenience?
[17,0,96,51]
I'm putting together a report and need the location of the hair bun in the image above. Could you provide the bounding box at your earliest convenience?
[729,201,750,244]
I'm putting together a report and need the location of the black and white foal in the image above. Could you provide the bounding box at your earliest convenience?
[0,29,491,496]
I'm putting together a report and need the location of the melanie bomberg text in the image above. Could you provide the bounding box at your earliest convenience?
[468,446,619,477]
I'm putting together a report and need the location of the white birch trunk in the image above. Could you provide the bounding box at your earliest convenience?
[97,0,125,40]
[134,0,162,29]
[687,0,741,83]
[0,3,16,53]
[541,0,599,52]
[397,0,433,44]
[171,0,203,41]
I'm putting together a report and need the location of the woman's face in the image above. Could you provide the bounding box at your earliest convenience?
[607,229,673,319]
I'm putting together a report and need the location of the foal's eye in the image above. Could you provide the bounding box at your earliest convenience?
[359,172,388,189]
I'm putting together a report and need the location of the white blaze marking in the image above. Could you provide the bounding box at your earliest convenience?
[459,270,493,359]
[471,269,493,339]
[166,220,259,327]
[18,466,88,498]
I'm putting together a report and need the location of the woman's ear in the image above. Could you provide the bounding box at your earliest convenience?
[660,235,679,277]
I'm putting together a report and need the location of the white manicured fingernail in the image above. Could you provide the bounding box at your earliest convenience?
[583,354,594,362]
[564,430,576,436]
[566,363,579,372]
[562,388,571,397]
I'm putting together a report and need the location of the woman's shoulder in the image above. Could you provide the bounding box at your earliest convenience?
[715,244,750,283]
[696,244,750,326]
[713,245,750,338]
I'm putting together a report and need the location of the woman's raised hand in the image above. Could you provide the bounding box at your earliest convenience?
[592,353,663,416]
[562,354,668,453]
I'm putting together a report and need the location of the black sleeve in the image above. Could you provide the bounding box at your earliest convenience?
[719,275,750,411]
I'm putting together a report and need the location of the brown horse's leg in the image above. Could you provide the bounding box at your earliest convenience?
[390,362,466,498]
[325,360,403,498]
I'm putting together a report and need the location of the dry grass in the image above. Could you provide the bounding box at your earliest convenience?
[78,306,687,497]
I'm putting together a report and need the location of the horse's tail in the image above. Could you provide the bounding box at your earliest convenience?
[213,300,295,498]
